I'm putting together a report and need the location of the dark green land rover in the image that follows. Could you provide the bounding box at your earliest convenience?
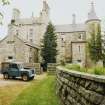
[1,62,35,81]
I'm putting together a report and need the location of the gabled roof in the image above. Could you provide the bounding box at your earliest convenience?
[55,24,86,33]
[0,34,40,49]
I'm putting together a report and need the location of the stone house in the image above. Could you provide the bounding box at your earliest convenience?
[55,2,101,65]
[0,34,39,63]
[0,1,49,63]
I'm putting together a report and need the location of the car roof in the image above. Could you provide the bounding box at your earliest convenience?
[1,62,23,64]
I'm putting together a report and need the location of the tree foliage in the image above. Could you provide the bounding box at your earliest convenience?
[41,22,57,64]
[0,0,10,24]
[95,24,102,60]
[87,23,102,63]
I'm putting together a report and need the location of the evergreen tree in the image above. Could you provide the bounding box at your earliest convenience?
[41,22,57,64]
[102,48,105,67]
[95,24,102,60]
[87,24,102,63]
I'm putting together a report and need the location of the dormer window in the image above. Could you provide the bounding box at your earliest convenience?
[61,33,64,35]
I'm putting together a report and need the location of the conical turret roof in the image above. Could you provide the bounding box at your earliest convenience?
[86,2,100,22]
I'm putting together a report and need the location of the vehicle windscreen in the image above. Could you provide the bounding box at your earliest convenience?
[10,64,18,69]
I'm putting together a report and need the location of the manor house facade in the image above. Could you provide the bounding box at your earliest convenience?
[0,1,101,65]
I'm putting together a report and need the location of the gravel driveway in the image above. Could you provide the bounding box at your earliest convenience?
[0,74,29,87]
[0,73,46,87]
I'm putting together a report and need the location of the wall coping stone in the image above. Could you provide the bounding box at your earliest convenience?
[57,66,105,84]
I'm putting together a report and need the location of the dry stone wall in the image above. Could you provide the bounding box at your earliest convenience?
[56,67,105,105]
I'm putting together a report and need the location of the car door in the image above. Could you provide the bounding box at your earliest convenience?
[9,64,19,77]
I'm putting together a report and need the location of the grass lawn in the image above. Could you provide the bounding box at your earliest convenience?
[0,84,27,105]
[11,76,61,105]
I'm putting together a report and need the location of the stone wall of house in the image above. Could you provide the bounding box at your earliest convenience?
[56,31,86,64]
[56,67,105,105]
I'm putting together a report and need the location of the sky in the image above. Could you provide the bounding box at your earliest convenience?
[0,0,105,38]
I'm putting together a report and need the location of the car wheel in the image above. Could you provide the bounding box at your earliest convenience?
[31,76,34,80]
[12,76,16,79]
[22,74,29,81]
[3,73,9,79]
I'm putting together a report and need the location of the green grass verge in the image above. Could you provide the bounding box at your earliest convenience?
[65,64,105,75]
[11,76,61,105]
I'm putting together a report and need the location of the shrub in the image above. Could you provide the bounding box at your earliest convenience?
[93,67,105,75]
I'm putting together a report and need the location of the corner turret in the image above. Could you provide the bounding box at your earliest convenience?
[85,2,101,39]
[86,2,100,23]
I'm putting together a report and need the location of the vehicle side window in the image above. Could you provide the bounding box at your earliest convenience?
[9,64,18,69]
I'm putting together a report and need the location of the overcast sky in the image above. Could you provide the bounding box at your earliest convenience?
[0,0,105,38]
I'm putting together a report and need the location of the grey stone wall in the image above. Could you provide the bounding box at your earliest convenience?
[56,67,105,105]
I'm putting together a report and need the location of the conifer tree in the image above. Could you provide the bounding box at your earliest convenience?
[41,22,57,64]
[95,24,102,60]
[87,24,102,63]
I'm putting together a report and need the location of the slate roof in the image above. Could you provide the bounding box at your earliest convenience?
[55,24,86,33]
[14,17,41,25]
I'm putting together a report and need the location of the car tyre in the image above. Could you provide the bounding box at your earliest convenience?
[30,76,34,80]
[22,74,29,81]
[12,76,16,79]
[3,73,9,79]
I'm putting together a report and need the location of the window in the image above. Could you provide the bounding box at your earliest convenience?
[61,38,63,41]
[78,46,80,52]
[29,57,32,63]
[8,56,13,59]
[30,39,33,42]
[30,29,33,37]
[77,60,81,62]
[61,33,64,35]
